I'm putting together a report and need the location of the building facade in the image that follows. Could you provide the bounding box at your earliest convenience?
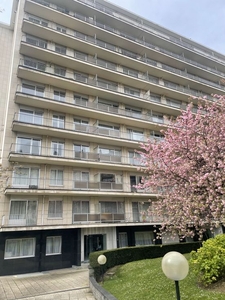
[0,0,225,275]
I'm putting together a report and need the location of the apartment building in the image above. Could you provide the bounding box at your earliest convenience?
[0,0,224,275]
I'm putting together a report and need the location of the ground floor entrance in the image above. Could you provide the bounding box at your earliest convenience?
[84,234,106,261]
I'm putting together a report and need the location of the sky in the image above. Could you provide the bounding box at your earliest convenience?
[0,0,13,25]
[0,0,224,54]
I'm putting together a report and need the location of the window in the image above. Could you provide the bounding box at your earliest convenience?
[48,200,63,218]
[74,171,89,189]
[9,200,37,226]
[151,112,164,124]
[74,171,89,181]
[74,118,89,132]
[19,109,43,125]
[132,202,151,222]
[166,98,181,108]
[46,236,62,255]
[97,58,116,71]
[74,94,88,106]
[147,74,159,84]
[74,72,88,83]
[74,51,87,61]
[127,129,144,141]
[97,79,117,91]
[124,86,140,97]
[100,174,115,182]
[52,115,65,128]
[51,141,64,157]
[123,67,138,78]
[150,93,161,103]
[56,24,66,33]
[125,106,142,118]
[74,144,89,159]
[28,15,48,26]
[98,123,120,137]
[97,99,118,113]
[118,232,128,248]
[12,167,39,187]
[73,201,89,213]
[135,231,154,245]
[4,238,35,259]
[55,43,66,54]
[50,170,63,186]
[16,137,41,155]
[99,147,121,156]
[54,65,66,77]
[26,35,47,48]
[150,131,164,140]
[54,90,65,102]
[100,201,124,213]
[22,82,44,97]
[130,175,142,192]
[24,57,46,71]
[129,151,142,165]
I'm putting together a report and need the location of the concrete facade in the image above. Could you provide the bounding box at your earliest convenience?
[0,0,224,275]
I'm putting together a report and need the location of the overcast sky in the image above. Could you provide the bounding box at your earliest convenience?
[0,0,224,54]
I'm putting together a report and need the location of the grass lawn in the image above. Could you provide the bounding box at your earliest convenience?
[102,255,225,300]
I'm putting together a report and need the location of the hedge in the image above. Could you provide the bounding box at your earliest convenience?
[89,242,201,281]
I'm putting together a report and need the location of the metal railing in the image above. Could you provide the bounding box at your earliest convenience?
[10,143,146,166]
[29,0,225,76]
[74,0,225,66]
[6,176,155,194]
[20,53,214,103]
[13,113,150,142]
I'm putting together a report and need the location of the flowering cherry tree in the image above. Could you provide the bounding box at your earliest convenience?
[139,95,225,240]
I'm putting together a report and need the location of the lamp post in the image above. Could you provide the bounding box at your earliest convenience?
[97,254,107,282]
[161,251,189,300]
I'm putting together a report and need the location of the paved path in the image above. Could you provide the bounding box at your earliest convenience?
[0,266,95,300]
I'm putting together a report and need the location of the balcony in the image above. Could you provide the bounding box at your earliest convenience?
[12,113,152,147]
[26,0,225,81]
[5,176,155,198]
[73,212,125,223]
[72,0,225,67]
[16,86,182,126]
[8,215,37,226]
[18,56,214,109]
[72,211,162,224]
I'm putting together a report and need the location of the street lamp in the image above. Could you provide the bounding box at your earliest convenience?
[97,254,107,282]
[161,251,189,300]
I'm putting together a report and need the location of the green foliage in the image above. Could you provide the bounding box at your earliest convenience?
[89,242,200,281]
[103,255,225,300]
[190,234,225,286]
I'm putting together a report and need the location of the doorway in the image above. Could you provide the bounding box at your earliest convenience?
[84,234,106,261]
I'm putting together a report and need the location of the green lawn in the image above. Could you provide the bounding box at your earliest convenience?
[102,255,225,300]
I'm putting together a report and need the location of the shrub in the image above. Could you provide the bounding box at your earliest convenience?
[190,234,225,286]
[90,242,200,281]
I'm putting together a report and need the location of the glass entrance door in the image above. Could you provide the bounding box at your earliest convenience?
[84,234,105,261]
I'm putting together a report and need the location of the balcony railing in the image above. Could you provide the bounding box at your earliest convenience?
[74,0,225,66]
[72,211,163,223]
[9,143,146,166]
[23,16,225,93]
[6,175,156,194]
[28,0,225,77]
[16,84,183,119]
[20,54,214,102]
[8,215,37,226]
[13,111,161,142]
[73,212,125,223]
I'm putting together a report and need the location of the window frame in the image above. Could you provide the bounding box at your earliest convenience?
[50,169,64,186]
[4,238,36,259]
[48,200,63,218]
[46,236,62,255]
